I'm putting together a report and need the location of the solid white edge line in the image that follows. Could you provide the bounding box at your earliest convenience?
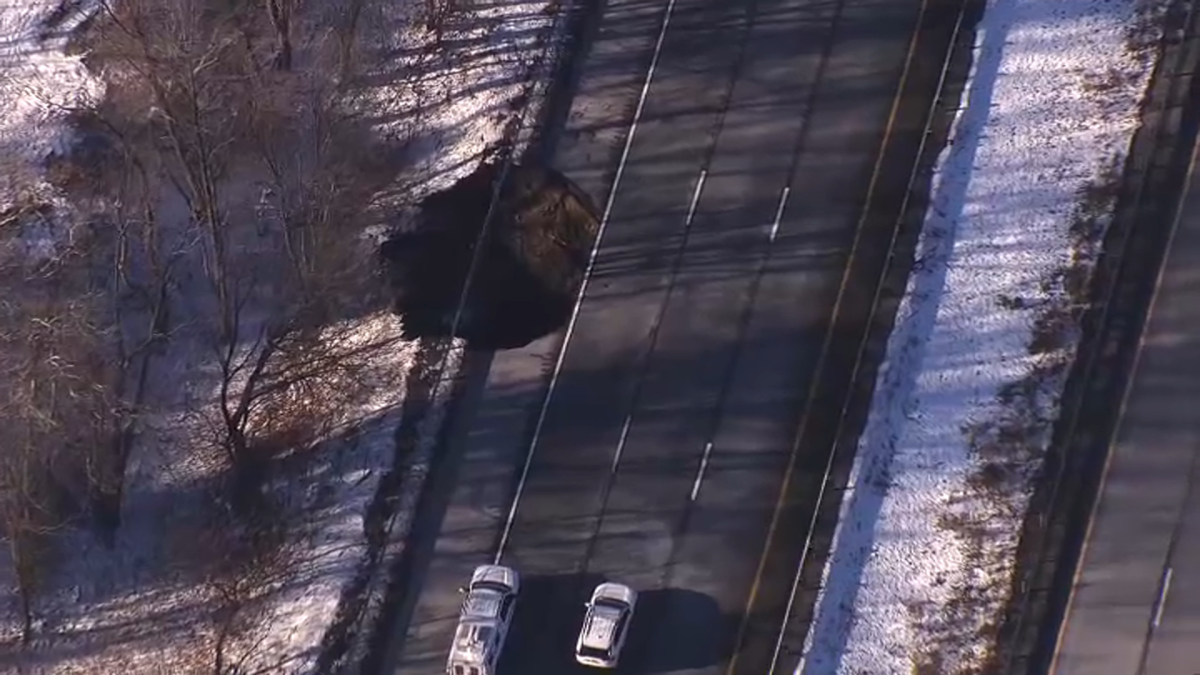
[494,0,682,562]
[691,441,715,501]
[1152,567,1173,628]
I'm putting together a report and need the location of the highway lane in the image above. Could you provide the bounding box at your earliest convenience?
[496,0,770,667]
[528,0,842,666]
[385,0,942,672]
[1049,125,1200,675]
[574,0,931,672]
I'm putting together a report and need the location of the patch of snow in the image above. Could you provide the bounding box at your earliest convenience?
[0,0,102,172]
[361,0,554,199]
[230,383,411,675]
[0,0,102,262]
[205,311,417,675]
[799,0,1158,672]
[11,310,416,674]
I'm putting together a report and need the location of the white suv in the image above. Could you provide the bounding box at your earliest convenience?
[445,564,520,675]
[575,582,638,668]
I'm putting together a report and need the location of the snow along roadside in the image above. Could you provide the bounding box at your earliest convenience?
[0,0,558,671]
[798,0,1162,672]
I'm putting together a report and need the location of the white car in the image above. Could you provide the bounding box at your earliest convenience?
[445,564,520,675]
[575,582,638,668]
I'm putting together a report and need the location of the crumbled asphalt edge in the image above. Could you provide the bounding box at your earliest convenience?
[990,1,1200,671]
[772,0,986,667]
[311,1,602,672]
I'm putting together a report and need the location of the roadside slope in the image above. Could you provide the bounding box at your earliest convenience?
[799,0,1163,671]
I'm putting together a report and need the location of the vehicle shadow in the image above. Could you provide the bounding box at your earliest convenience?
[499,572,606,675]
[619,588,731,674]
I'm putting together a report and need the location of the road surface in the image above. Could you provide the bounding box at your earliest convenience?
[380,0,962,673]
[1048,110,1200,675]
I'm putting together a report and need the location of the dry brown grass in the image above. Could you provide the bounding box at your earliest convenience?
[908,159,1125,673]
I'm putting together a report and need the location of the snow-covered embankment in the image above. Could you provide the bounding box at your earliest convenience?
[800,0,1163,671]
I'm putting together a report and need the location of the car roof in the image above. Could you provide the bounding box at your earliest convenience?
[580,602,625,651]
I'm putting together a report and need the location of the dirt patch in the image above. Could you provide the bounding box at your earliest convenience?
[381,155,600,349]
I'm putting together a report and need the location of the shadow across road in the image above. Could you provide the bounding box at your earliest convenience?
[621,588,732,674]
[498,577,730,675]
[499,572,606,675]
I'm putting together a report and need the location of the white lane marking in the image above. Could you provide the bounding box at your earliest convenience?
[494,0,682,562]
[609,167,707,477]
[769,186,790,243]
[1153,567,1173,628]
[690,442,714,501]
[686,168,709,224]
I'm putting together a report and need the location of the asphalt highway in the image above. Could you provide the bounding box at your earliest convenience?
[1049,117,1200,675]
[383,0,956,673]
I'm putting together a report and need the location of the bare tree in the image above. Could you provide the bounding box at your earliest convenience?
[205,500,295,675]
[0,212,116,642]
[90,0,403,501]
[264,0,294,70]
[0,0,412,659]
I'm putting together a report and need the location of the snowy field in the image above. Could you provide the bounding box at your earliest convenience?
[0,0,557,672]
[799,0,1163,672]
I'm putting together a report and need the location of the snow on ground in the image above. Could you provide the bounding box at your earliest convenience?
[800,0,1160,672]
[358,0,559,201]
[0,0,101,172]
[0,0,558,672]
[0,0,102,257]
[28,308,415,674]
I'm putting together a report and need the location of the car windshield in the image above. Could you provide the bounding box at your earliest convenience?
[472,580,510,594]
[594,597,627,611]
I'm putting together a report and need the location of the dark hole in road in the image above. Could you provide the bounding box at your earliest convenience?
[380,157,600,351]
